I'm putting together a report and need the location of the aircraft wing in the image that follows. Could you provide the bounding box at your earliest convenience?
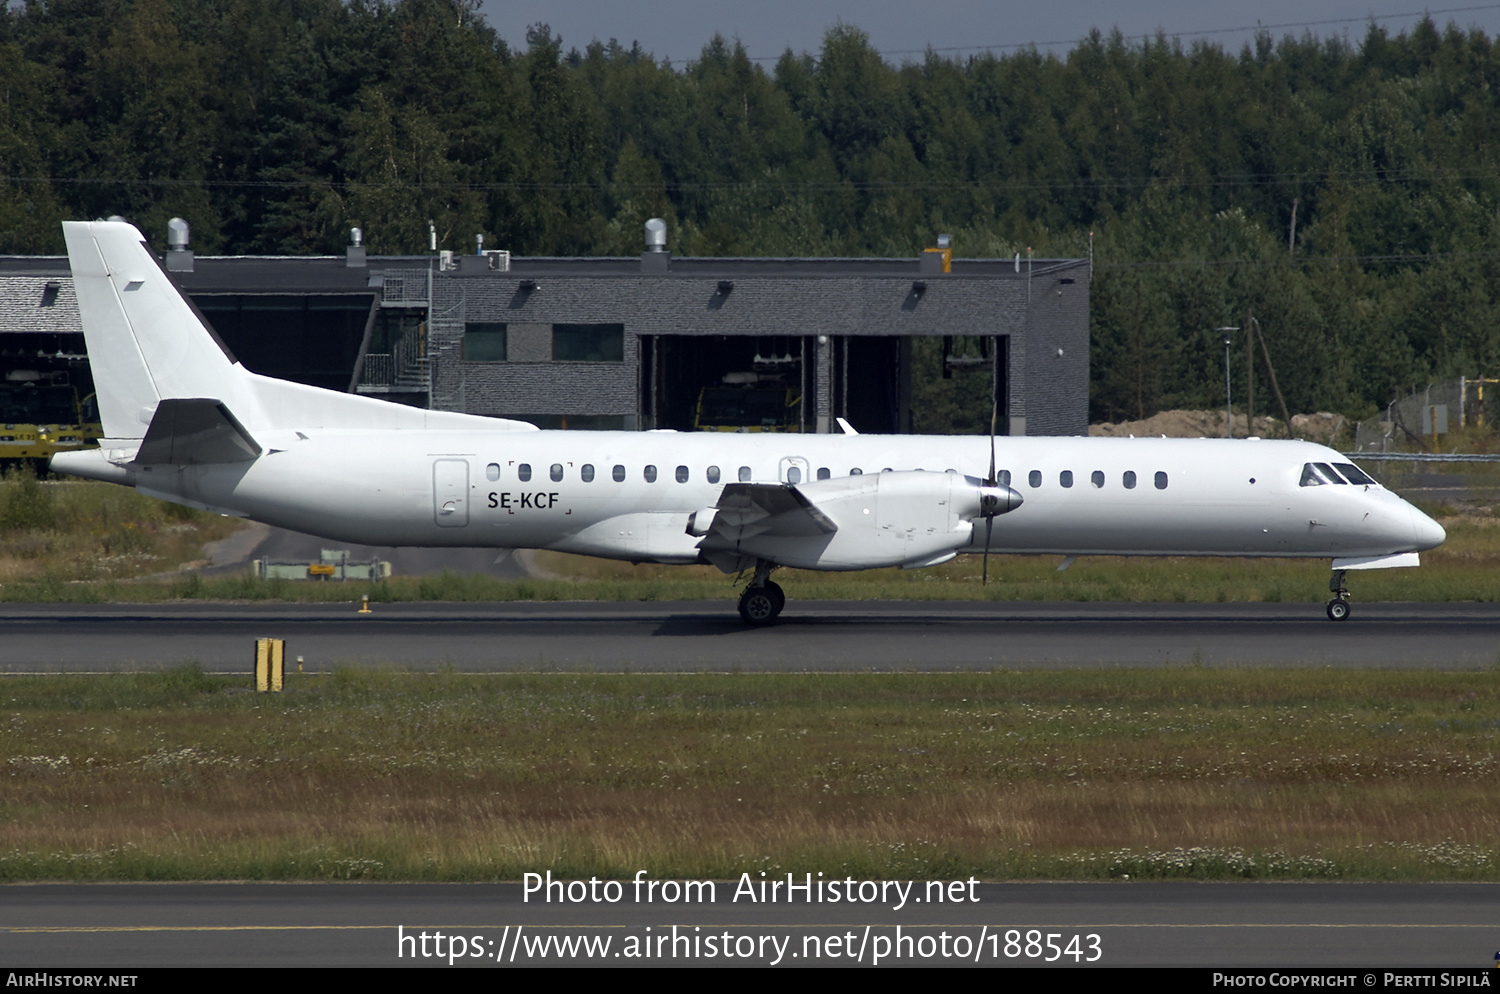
[699,482,838,547]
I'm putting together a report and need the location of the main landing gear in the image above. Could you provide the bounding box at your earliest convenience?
[737,561,785,626]
[1326,569,1351,622]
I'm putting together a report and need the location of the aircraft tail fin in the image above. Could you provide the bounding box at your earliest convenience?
[63,220,241,442]
[64,219,539,439]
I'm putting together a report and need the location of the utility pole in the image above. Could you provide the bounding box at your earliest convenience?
[1247,315,1292,437]
[1216,327,1239,437]
[1246,310,1255,433]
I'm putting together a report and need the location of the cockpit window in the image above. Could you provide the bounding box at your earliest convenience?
[1333,462,1377,486]
[1315,462,1348,484]
[1300,463,1331,487]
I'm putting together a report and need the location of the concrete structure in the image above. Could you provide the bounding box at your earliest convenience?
[371,249,1089,436]
[0,236,1090,439]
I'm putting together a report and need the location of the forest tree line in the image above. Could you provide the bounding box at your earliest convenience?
[4,0,1500,423]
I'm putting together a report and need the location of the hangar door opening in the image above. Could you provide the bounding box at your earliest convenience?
[639,335,910,434]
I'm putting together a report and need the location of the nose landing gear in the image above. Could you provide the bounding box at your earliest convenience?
[1326,569,1350,621]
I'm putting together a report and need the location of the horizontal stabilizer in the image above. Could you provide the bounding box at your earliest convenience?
[135,398,262,465]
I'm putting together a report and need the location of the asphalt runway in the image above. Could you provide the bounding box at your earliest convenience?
[0,601,1496,672]
[3,882,1495,967]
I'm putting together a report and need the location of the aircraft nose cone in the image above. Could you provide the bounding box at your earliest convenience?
[1411,505,1446,550]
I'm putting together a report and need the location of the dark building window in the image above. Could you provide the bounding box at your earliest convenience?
[463,323,507,361]
[553,323,624,362]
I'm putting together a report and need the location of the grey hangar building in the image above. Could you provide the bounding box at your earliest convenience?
[1,228,1090,441]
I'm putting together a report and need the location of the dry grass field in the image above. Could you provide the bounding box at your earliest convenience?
[1,669,1495,881]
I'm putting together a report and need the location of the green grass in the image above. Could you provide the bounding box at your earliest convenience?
[2,667,1495,882]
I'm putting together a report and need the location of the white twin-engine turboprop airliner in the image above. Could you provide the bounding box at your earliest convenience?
[51,220,1445,624]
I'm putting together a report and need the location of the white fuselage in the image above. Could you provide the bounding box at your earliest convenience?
[52,218,1445,586]
[123,430,1441,567]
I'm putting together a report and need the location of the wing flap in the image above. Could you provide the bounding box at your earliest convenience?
[696,482,837,553]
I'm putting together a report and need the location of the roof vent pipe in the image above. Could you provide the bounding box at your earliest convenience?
[644,218,667,252]
[641,218,670,273]
[346,225,367,268]
[476,232,485,255]
[165,217,194,273]
[167,218,190,251]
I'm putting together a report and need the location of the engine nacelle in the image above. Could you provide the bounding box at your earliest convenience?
[711,470,1021,571]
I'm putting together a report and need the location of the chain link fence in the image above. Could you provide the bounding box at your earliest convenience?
[1350,377,1500,453]
[1347,377,1500,508]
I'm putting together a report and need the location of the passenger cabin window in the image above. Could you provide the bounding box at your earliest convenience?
[1123,471,1137,489]
[485,463,501,482]
[998,470,1011,486]
[517,463,532,482]
[644,465,658,483]
[675,465,689,483]
[581,464,595,482]
[1154,471,1168,490]
[850,468,863,475]
[1059,470,1073,488]
[612,464,626,482]
[787,466,802,484]
[739,466,752,482]
[1334,463,1376,485]
[1091,470,1105,488]
[707,466,721,484]
[1028,470,1042,488]
[817,467,830,480]
[550,463,564,482]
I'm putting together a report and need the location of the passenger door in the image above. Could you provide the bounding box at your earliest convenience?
[433,459,469,527]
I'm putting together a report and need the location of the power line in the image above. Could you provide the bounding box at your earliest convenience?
[653,3,1500,64]
[1098,248,1500,270]
[11,166,1500,194]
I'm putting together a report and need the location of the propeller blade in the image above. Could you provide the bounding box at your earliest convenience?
[987,398,997,485]
[982,514,993,585]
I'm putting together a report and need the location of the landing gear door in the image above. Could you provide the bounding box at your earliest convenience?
[433,458,469,527]
[778,456,810,486]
